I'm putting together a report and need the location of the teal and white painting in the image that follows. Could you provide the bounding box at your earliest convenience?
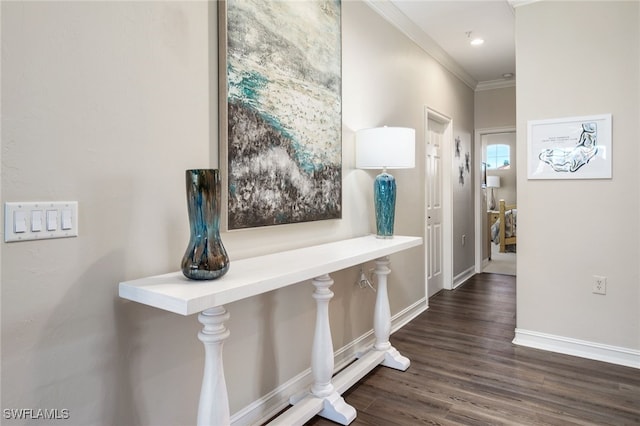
[222,0,342,229]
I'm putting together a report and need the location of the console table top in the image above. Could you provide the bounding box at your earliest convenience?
[118,234,422,315]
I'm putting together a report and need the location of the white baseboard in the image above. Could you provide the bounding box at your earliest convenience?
[231,298,428,426]
[513,328,640,369]
[453,266,475,289]
[389,297,428,333]
[475,258,489,274]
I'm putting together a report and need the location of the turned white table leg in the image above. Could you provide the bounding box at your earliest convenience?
[311,274,335,397]
[197,306,231,426]
[373,257,410,371]
[310,274,356,424]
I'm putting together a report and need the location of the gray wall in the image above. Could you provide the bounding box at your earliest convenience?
[475,86,516,130]
[475,86,517,205]
[1,1,474,424]
[515,1,639,351]
[474,86,516,262]
[452,124,476,282]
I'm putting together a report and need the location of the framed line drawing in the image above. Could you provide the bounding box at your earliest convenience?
[527,114,612,179]
[219,0,342,230]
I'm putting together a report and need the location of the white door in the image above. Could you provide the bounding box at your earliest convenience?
[426,118,444,295]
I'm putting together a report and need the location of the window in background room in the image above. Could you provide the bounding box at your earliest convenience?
[486,144,510,170]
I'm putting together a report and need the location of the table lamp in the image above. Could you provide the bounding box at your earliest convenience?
[356,126,415,238]
[487,175,501,210]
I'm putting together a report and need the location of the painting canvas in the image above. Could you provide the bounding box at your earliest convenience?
[528,114,612,179]
[220,0,342,230]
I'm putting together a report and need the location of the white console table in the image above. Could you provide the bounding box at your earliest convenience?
[119,234,422,426]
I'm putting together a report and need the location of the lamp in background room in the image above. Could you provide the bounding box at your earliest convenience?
[356,126,415,238]
[487,175,501,210]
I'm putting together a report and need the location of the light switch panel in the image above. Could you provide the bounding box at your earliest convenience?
[4,202,78,242]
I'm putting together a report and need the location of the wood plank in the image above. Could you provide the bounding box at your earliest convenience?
[303,273,640,425]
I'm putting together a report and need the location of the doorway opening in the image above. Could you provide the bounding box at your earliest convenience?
[474,127,516,276]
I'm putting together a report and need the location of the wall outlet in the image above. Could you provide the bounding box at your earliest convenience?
[592,275,607,295]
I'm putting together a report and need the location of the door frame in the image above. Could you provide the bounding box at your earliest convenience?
[424,107,453,301]
[474,126,516,273]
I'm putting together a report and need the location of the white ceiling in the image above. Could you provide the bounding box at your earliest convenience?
[371,0,516,90]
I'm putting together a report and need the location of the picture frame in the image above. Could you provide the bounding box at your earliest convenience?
[527,114,612,180]
[218,0,343,231]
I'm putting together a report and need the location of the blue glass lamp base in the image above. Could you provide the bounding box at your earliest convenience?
[374,172,396,239]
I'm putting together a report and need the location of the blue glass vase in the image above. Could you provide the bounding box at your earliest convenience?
[181,169,230,280]
[374,172,396,238]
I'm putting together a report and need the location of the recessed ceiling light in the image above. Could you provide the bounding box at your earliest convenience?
[466,31,484,46]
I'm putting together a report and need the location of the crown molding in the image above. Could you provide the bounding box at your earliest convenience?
[508,0,542,8]
[363,0,478,90]
[475,79,516,92]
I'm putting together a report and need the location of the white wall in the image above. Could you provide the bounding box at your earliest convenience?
[515,1,639,355]
[1,1,474,424]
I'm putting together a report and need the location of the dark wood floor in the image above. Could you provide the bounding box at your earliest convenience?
[305,273,640,426]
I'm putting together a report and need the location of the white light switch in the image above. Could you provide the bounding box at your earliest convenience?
[4,202,78,242]
[47,210,58,231]
[31,210,43,232]
[14,211,27,233]
[61,209,73,230]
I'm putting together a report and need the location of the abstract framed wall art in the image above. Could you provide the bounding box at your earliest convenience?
[219,0,342,230]
[527,114,612,179]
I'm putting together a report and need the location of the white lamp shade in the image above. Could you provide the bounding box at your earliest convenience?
[487,176,501,188]
[355,127,415,169]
